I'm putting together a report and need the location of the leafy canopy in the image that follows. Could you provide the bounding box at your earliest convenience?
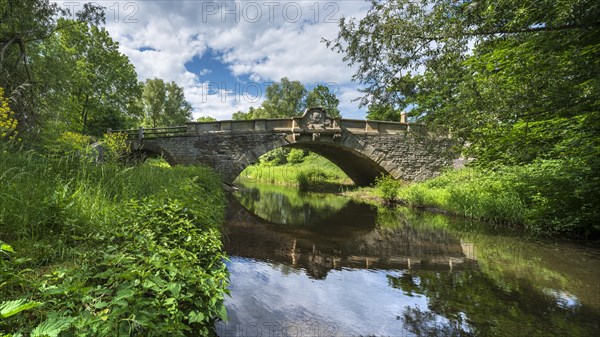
[233,78,341,120]
[327,0,600,165]
[142,78,193,128]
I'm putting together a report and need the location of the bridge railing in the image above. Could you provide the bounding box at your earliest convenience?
[107,126,188,140]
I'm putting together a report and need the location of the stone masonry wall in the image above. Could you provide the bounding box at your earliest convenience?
[132,128,456,186]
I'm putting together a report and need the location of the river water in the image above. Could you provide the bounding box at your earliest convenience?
[216,182,600,337]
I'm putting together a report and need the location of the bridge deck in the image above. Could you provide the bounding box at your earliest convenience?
[110,115,423,140]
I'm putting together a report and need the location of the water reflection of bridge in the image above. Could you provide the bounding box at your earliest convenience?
[225,197,476,279]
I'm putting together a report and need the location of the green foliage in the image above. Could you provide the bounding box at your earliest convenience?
[258,148,288,166]
[296,169,329,192]
[306,85,341,118]
[33,19,141,136]
[196,116,217,122]
[34,199,228,336]
[398,161,599,237]
[0,1,105,134]
[231,110,253,120]
[142,78,192,128]
[295,170,310,191]
[0,145,228,335]
[375,175,400,203]
[328,0,600,178]
[0,87,17,140]
[47,131,92,157]
[0,299,42,319]
[366,103,401,122]
[286,148,305,164]
[234,78,341,119]
[102,132,131,164]
[240,152,351,189]
[30,316,74,337]
[257,77,307,118]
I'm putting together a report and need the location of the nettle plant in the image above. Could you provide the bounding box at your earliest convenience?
[0,197,229,336]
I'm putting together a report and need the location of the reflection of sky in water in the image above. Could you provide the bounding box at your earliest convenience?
[217,257,434,336]
[544,289,581,309]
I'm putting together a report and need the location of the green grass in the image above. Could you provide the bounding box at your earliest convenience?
[237,152,353,191]
[0,147,228,335]
[240,149,598,238]
[366,160,600,238]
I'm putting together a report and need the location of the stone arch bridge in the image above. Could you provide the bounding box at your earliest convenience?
[112,108,456,186]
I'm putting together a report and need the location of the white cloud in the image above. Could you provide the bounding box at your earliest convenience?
[99,0,370,118]
[186,82,264,120]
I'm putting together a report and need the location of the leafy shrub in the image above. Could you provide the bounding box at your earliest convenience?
[296,171,309,191]
[48,131,93,157]
[259,148,288,166]
[53,199,228,336]
[286,148,305,164]
[296,168,328,191]
[0,149,230,335]
[375,174,400,203]
[102,131,131,163]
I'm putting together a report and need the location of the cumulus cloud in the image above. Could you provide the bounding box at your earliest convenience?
[97,0,370,119]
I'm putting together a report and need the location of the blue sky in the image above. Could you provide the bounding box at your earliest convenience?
[93,0,371,120]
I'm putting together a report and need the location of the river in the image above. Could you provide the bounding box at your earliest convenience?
[216,181,600,337]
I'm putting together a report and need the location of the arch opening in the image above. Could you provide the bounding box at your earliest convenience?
[130,143,177,167]
[286,142,390,186]
[235,141,391,187]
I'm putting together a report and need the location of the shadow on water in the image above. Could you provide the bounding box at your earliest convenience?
[218,182,600,337]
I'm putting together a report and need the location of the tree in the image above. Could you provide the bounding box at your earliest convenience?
[326,0,600,164]
[235,79,343,120]
[0,0,105,134]
[232,110,253,120]
[196,116,216,122]
[142,79,165,128]
[142,79,192,127]
[306,85,341,118]
[32,19,141,136]
[164,81,192,126]
[257,77,307,118]
[366,103,400,122]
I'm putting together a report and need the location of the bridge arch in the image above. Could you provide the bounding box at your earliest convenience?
[131,142,178,167]
[235,134,392,186]
[124,108,456,186]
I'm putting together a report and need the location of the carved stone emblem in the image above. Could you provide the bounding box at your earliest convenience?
[306,107,332,129]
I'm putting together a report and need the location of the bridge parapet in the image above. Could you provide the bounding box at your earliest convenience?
[110,107,424,138]
[185,107,419,135]
[187,118,294,134]
[108,126,187,140]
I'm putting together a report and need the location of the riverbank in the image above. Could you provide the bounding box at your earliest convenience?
[347,162,599,239]
[0,148,228,335]
[239,153,599,239]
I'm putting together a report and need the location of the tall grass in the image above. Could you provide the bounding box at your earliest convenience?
[0,150,223,241]
[394,160,599,238]
[0,145,228,335]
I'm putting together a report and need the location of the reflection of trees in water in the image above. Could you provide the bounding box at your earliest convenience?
[227,185,600,337]
[388,268,600,337]
[402,306,474,337]
[233,183,349,226]
[226,192,470,280]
